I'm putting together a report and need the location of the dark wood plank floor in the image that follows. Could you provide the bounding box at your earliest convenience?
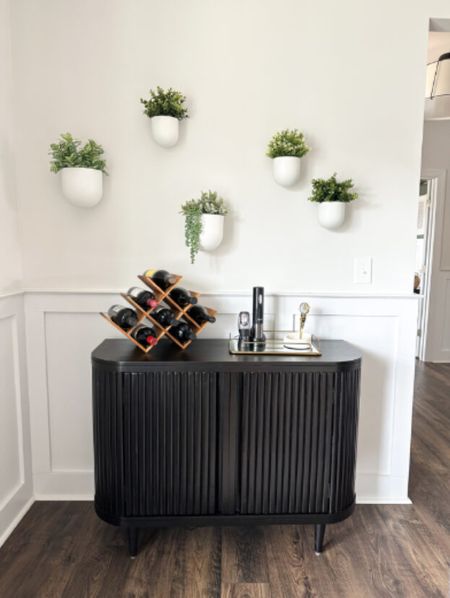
[0,361,449,597]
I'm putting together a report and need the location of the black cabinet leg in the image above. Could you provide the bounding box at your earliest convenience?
[127,526,139,558]
[314,524,326,555]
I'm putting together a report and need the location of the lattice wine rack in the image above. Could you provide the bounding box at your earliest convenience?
[100,272,217,352]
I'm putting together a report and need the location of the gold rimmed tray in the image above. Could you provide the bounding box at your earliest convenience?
[229,338,321,357]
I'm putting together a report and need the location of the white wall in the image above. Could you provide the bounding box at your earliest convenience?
[10,0,448,293]
[0,0,33,547]
[0,0,21,292]
[0,0,447,524]
[422,122,450,361]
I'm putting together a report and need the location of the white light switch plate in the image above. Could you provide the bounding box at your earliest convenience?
[354,257,372,284]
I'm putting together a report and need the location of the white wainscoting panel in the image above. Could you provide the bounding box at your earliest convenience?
[0,293,33,548]
[25,291,418,503]
[0,315,23,505]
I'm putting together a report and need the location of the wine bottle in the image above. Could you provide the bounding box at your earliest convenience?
[127,286,158,310]
[188,305,216,325]
[169,321,196,343]
[143,269,177,290]
[107,305,138,330]
[169,287,198,307]
[150,306,176,327]
[131,324,158,347]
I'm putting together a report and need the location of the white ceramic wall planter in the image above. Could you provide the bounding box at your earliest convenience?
[199,214,224,251]
[272,156,301,187]
[150,115,180,148]
[60,167,103,208]
[317,202,346,230]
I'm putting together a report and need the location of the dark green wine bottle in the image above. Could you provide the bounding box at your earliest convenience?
[107,305,138,330]
[131,324,158,347]
[188,305,216,324]
[144,269,177,290]
[169,321,196,343]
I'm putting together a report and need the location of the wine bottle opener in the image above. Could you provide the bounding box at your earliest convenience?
[251,286,266,349]
[238,311,251,345]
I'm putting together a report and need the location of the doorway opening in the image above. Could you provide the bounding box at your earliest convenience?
[415,176,437,360]
[417,18,450,363]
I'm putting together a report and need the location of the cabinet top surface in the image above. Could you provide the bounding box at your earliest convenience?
[92,339,361,370]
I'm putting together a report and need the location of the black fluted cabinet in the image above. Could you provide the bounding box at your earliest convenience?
[92,339,361,556]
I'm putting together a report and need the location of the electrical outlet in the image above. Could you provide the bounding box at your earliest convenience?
[354,257,372,284]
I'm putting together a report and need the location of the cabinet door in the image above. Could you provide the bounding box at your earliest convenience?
[236,371,336,515]
[122,370,218,517]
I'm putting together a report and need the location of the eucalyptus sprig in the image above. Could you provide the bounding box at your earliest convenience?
[141,86,188,120]
[49,133,107,173]
[181,191,228,263]
[308,173,358,203]
[266,129,310,159]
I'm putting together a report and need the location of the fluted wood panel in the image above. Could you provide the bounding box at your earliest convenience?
[121,371,218,517]
[92,344,360,527]
[238,369,359,515]
[330,368,360,513]
[94,370,218,519]
[93,368,124,521]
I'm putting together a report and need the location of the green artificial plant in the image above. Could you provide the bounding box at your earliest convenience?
[266,129,310,159]
[49,133,107,173]
[308,173,358,203]
[140,86,188,120]
[181,191,228,263]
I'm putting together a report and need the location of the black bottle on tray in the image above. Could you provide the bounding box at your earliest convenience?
[107,305,138,331]
[169,321,196,343]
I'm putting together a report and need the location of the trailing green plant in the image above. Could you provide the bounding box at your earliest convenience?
[49,133,107,173]
[308,173,358,203]
[266,129,310,159]
[180,191,228,263]
[140,86,188,120]
[181,200,203,264]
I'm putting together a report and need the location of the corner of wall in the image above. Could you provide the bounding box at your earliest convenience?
[0,292,34,549]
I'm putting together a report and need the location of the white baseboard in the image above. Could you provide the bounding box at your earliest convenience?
[0,497,34,549]
[32,493,412,505]
[33,471,94,498]
[356,496,412,505]
[34,494,93,501]
[427,359,450,363]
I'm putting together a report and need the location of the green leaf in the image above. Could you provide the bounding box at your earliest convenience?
[49,133,107,173]
[266,129,310,158]
[308,173,358,203]
[140,86,188,120]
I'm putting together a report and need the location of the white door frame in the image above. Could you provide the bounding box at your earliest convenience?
[420,168,447,361]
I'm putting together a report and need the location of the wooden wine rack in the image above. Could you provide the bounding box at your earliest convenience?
[100,273,217,353]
